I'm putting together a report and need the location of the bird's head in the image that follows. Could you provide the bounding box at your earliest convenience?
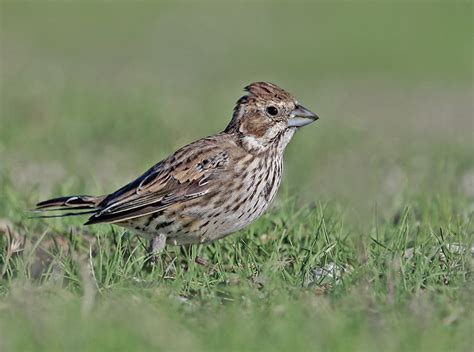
[225,82,319,153]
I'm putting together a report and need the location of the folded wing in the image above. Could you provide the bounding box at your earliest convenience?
[85,141,229,225]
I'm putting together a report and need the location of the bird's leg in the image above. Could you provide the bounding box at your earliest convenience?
[147,233,167,267]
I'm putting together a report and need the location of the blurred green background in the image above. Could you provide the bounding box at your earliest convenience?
[1,3,473,352]
[1,1,473,220]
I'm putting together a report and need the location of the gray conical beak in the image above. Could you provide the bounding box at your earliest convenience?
[288,104,319,128]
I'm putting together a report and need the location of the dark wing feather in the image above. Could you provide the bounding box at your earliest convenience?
[85,140,229,225]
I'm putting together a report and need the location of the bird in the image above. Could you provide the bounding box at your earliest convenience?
[34,82,319,257]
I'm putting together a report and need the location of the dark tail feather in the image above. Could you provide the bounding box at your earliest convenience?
[35,195,102,210]
[33,195,105,219]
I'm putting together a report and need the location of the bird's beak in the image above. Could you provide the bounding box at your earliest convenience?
[288,104,319,128]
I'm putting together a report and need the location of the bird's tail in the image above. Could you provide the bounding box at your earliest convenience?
[33,195,105,219]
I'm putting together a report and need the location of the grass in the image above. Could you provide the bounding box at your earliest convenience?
[1,1,473,351]
[0,195,472,351]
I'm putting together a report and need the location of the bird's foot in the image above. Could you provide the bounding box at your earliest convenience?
[194,256,209,266]
[145,233,167,270]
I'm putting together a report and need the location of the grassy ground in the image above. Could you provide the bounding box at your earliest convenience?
[1,2,473,351]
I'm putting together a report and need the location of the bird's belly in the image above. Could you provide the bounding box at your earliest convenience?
[167,196,272,245]
[118,160,282,245]
[211,195,273,237]
[118,192,275,246]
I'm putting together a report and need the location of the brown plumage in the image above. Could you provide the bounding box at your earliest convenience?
[35,82,319,254]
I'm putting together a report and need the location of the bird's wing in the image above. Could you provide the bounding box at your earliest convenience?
[85,140,230,225]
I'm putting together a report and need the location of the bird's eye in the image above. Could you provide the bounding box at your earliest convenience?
[266,106,279,116]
